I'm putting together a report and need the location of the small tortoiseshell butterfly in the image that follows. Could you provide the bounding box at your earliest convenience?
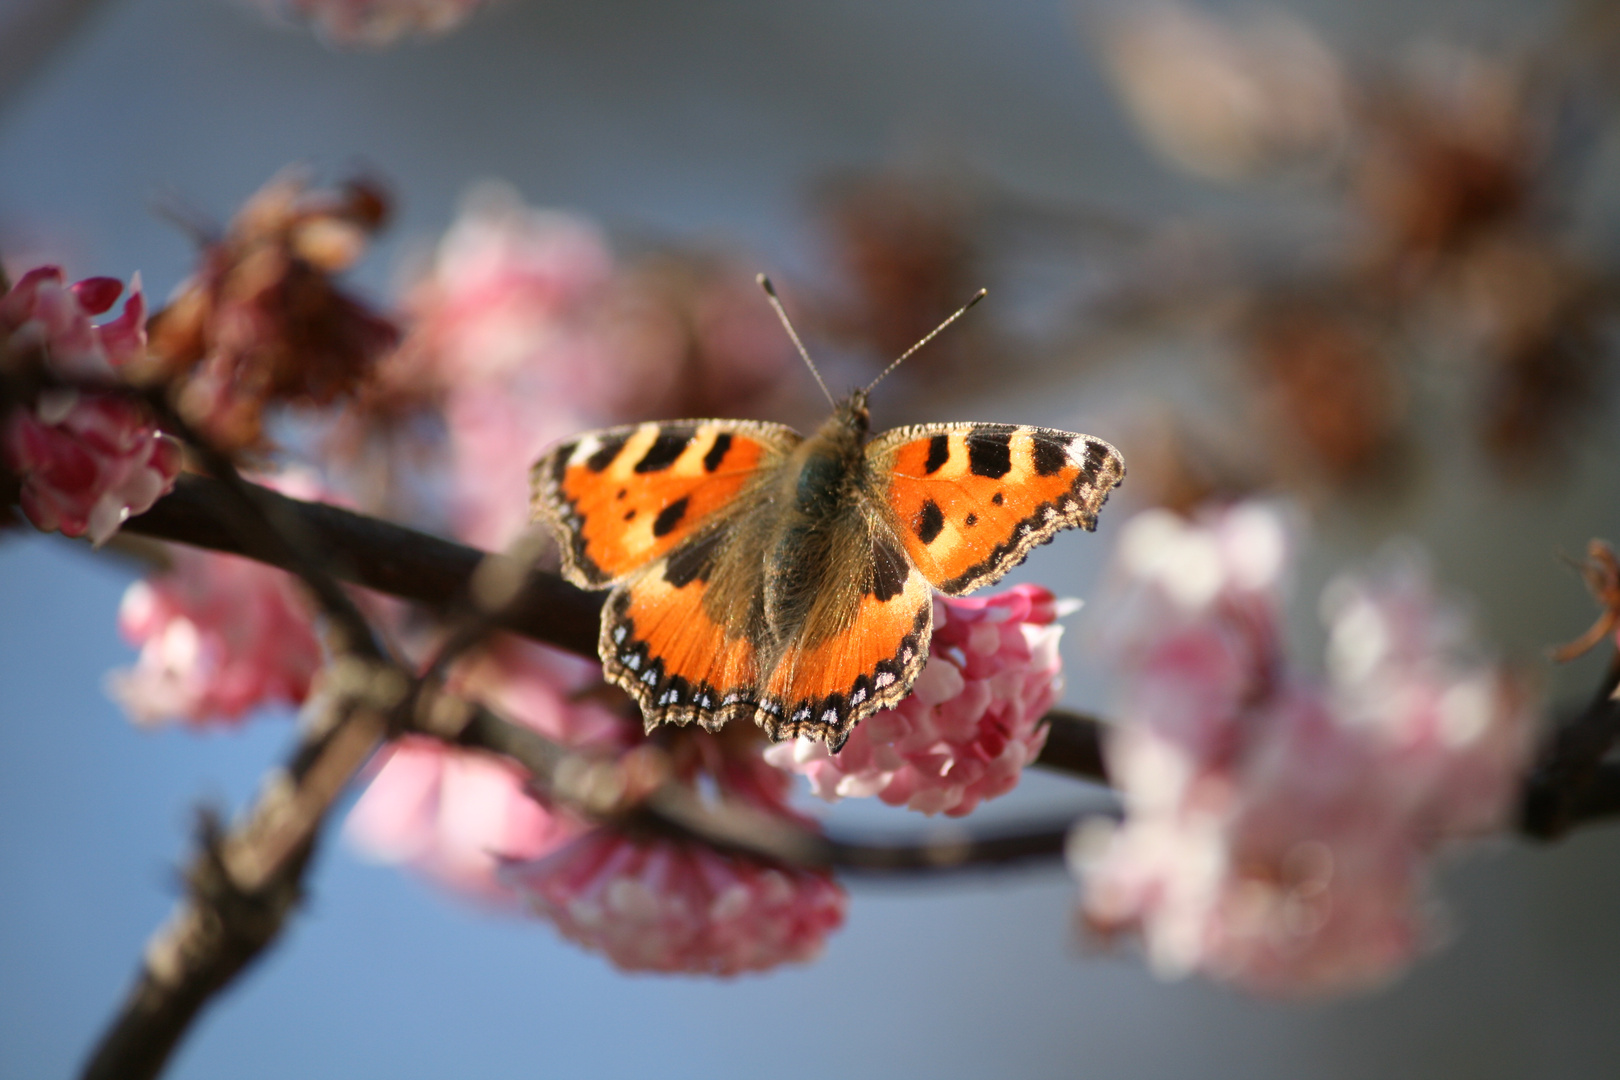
[531,280,1124,751]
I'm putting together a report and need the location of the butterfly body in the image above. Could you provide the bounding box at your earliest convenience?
[533,389,1123,750]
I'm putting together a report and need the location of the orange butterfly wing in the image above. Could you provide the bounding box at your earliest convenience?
[531,419,800,587]
[754,559,934,748]
[866,423,1125,595]
[598,533,766,734]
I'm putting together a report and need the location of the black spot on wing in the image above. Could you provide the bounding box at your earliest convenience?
[992,491,1004,506]
[967,429,1013,478]
[915,500,945,544]
[586,435,627,473]
[965,513,978,527]
[652,496,690,537]
[924,434,950,474]
[1032,436,1068,477]
[550,443,575,482]
[663,529,723,588]
[1084,439,1114,477]
[634,429,693,473]
[868,534,909,601]
[702,432,733,472]
[623,509,636,521]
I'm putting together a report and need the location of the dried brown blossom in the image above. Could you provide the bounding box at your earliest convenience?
[1118,413,1258,516]
[1455,235,1614,472]
[1244,300,1406,488]
[144,171,399,453]
[1353,52,1538,278]
[601,252,795,422]
[816,177,980,371]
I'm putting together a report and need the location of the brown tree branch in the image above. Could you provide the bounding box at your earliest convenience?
[76,388,416,1080]
[126,471,604,656]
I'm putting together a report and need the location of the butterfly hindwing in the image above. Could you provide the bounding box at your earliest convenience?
[599,502,934,751]
[755,554,934,750]
[532,419,801,587]
[866,423,1125,595]
[599,533,764,734]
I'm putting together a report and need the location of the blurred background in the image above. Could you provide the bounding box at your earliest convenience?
[6,0,1620,1076]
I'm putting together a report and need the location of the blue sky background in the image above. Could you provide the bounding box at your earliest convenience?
[6,1,1620,1077]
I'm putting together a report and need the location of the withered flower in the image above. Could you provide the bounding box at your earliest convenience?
[600,252,794,422]
[815,176,980,372]
[1353,51,1538,277]
[1244,299,1407,489]
[145,171,399,453]
[1456,235,1613,473]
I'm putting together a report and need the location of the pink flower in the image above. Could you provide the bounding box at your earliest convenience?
[108,543,325,727]
[505,830,847,975]
[1073,504,1535,996]
[254,0,488,47]
[1,268,180,544]
[1,267,146,374]
[344,737,582,905]
[397,186,793,548]
[345,638,631,902]
[394,186,621,548]
[401,186,616,393]
[766,584,1066,817]
[444,383,594,551]
[503,742,847,974]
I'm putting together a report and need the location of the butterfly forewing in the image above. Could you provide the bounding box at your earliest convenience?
[532,419,801,587]
[865,423,1125,595]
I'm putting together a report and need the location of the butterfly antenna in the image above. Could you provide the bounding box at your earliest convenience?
[757,274,836,408]
[864,288,988,394]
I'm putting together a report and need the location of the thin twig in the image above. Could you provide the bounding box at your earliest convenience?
[71,385,408,1078]
[124,472,602,657]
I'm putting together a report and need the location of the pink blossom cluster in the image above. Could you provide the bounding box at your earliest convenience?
[402,187,619,549]
[397,185,791,548]
[767,584,1067,816]
[2,268,180,544]
[502,740,847,975]
[349,645,849,973]
[255,0,489,47]
[505,829,847,976]
[109,544,325,727]
[1073,504,1535,995]
[345,638,627,901]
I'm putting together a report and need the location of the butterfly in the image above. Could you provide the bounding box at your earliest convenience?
[530,280,1124,751]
